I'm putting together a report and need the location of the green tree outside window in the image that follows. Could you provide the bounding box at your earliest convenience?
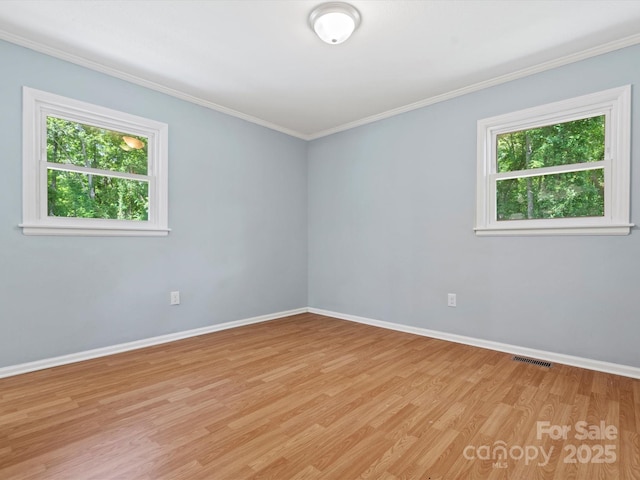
[496,116,605,221]
[46,117,149,221]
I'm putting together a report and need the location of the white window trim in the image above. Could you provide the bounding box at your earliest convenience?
[475,85,632,236]
[20,87,170,236]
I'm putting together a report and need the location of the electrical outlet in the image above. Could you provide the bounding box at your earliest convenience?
[447,293,457,307]
[170,291,180,305]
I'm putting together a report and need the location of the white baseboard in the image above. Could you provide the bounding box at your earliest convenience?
[308,308,640,380]
[3,306,638,380]
[0,307,307,379]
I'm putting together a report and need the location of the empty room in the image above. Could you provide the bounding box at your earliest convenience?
[1,1,639,478]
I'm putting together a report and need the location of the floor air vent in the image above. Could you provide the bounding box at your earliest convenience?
[512,356,552,368]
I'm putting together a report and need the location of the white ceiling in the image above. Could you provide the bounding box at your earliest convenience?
[1,1,640,140]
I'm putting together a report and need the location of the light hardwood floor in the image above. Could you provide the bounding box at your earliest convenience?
[1,313,638,479]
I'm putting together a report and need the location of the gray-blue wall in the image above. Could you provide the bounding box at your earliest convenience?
[2,38,639,371]
[0,40,308,367]
[308,44,640,368]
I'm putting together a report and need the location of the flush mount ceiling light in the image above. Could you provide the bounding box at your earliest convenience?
[309,2,361,45]
[121,136,145,151]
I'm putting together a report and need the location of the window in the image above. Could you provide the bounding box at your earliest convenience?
[21,87,169,236]
[475,86,631,236]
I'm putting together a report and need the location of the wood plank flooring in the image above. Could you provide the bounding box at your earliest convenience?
[1,313,638,479]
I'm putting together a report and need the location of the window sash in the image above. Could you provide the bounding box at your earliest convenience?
[496,115,606,174]
[494,167,605,222]
[46,170,150,221]
[41,165,156,223]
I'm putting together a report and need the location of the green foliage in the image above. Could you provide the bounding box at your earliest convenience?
[496,116,605,220]
[497,170,604,220]
[46,117,149,220]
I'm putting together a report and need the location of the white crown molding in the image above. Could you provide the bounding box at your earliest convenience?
[307,32,640,140]
[0,29,309,140]
[307,308,640,379]
[2,27,640,141]
[0,307,307,379]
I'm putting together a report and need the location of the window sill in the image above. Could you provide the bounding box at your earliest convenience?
[19,224,170,237]
[474,223,634,236]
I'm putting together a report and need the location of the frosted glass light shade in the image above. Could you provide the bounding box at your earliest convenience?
[122,136,145,150]
[309,3,361,45]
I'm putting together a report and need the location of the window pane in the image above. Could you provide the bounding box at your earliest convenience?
[497,115,604,173]
[496,169,604,221]
[46,116,148,175]
[48,170,149,221]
